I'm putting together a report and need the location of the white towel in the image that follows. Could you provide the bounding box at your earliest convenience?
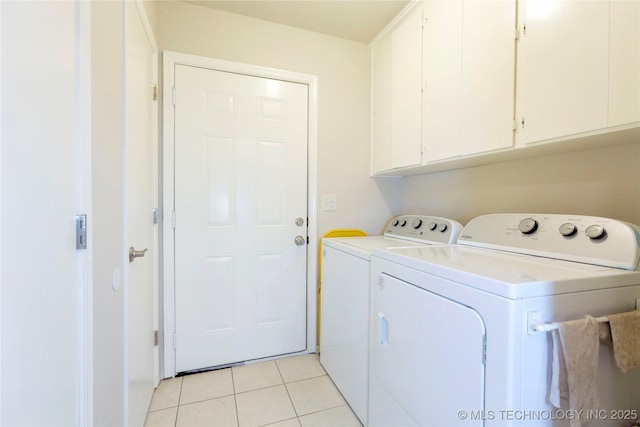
[550,315,600,427]
[550,329,568,407]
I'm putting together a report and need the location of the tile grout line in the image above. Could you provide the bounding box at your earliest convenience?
[230,367,241,427]
[174,377,184,427]
[275,359,303,425]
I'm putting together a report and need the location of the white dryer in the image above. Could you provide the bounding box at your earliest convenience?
[369,213,640,427]
[320,215,463,425]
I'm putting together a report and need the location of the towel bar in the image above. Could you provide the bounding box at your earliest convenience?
[527,298,640,334]
[532,316,609,333]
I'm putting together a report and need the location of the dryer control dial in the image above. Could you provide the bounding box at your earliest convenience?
[518,218,538,234]
[439,223,448,232]
[559,223,577,237]
[585,224,606,240]
[428,221,437,231]
[412,219,423,229]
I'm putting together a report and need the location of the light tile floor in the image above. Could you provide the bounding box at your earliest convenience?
[144,354,363,427]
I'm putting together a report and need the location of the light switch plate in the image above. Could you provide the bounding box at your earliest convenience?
[322,194,337,211]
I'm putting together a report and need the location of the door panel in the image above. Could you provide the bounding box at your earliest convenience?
[174,65,308,372]
[126,1,157,424]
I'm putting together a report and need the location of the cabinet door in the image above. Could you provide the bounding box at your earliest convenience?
[391,5,424,169]
[609,0,640,127]
[371,33,393,174]
[516,0,609,145]
[422,0,463,162]
[461,0,515,155]
[423,0,515,163]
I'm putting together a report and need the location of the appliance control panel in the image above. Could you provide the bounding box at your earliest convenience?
[458,213,640,270]
[383,215,463,244]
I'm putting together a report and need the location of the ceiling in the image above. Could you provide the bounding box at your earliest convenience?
[182,0,410,43]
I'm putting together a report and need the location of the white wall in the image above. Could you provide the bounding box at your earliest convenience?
[156,1,402,237]
[402,142,640,226]
[1,1,88,424]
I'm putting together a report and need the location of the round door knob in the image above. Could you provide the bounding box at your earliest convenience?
[295,217,305,226]
[518,218,538,234]
[295,236,306,246]
[585,225,606,240]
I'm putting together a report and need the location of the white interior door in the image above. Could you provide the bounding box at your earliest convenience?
[173,64,308,373]
[126,1,157,424]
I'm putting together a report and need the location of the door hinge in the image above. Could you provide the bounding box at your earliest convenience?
[521,117,525,129]
[75,214,87,250]
[172,211,176,228]
[153,84,158,101]
[152,208,159,225]
[172,87,176,106]
[154,330,159,346]
[512,119,518,131]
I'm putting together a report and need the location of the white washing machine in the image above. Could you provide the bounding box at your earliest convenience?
[369,213,640,427]
[320,215,463,425]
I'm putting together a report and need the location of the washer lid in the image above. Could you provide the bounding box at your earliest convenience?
[322,236,431,260]
[372,245,640,299]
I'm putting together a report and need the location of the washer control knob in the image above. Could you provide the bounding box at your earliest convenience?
[439,223,448,232]
[399,219,407,227]
[585,224,606,240]
[428,221,437,231]
[392,219,399,227]
[412,219,423,229]
[559,223,577,237]
[518,218,538,234]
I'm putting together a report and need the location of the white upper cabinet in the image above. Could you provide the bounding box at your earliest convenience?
[371,3,423,174]
[423,0,516,162]
[609,0,640,127]
[460,1,516,156]
[422,0,463,162]
[515,0,639,146]
[391,5,424,170]
[371,32,393,174]
[371,0,638,177]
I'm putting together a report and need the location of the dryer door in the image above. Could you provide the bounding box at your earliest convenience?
[370,273,486,426]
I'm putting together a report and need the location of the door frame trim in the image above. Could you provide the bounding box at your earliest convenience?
[161,51,318,378]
